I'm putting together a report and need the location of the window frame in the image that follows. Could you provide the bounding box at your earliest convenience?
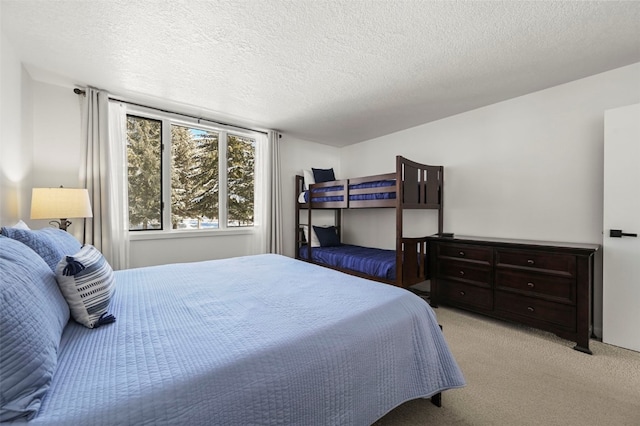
[126,113,164,231]
[125,105,259,239]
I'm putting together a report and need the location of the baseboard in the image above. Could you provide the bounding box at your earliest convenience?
[591,326,603,340]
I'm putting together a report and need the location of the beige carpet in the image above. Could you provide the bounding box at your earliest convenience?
[375,306,640,426]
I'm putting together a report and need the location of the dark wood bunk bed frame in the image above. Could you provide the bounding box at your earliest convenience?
[295,155,444,288]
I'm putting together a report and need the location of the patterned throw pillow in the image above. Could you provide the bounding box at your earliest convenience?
[55,244,116,329]
[0,227,82,272]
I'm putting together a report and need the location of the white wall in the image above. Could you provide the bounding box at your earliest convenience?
[342,63,640,246]
[27,80,85,240]
[0,32,32,225]
[128,232,261,268]
[30,81,83,189]
[279,135,341,257]
[1,32,82,230]
[339,62,640,337]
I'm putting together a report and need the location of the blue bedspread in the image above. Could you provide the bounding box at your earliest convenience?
[305,179,397,203]
[299,244,398,280]
[25,254,464,425]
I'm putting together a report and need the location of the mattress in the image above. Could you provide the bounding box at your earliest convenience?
[301,179,397,203]
[25,254,464,425]
[298,244,399,280]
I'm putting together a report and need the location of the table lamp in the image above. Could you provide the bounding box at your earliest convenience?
[31,187,93,231]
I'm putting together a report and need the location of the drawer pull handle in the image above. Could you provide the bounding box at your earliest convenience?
[459,270,465,276]
[527,282,535,288]
[459,251,465,256]
[527,259,535,265]
[527,306,535,312]
[459,291,465,296]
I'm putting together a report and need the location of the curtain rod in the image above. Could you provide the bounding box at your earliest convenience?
[73,88,270,136]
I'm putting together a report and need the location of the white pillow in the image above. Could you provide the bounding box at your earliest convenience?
[55,244,116,329]
[303,169,315,190]
[301,224,320,247]
[11,220,30,230]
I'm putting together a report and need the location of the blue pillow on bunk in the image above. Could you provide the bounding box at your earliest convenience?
[312,167,336,183]
[313,225,341,247]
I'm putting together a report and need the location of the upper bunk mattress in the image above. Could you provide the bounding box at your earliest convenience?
[301,179,396,203]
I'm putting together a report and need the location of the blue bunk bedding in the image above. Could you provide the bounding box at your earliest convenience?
[22,254,464,425]
[303,179,397,203]
[298,244,399,280]
[349,179,397,201]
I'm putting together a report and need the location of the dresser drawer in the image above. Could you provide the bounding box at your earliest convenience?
[428,235,597,353]
[495,270,575,303]
[437,244,492,264]
[442,280,493,311]
[437,260,492,287]
[495,291,576,331]
[496,249,575,276]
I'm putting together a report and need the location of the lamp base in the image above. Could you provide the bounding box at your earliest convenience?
[49,219,72,232]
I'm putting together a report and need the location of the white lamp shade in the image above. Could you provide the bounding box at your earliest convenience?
[31,187,93,220]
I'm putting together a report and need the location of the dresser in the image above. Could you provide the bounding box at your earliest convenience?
[427,235,599,354]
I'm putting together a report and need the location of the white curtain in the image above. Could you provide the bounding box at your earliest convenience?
[80,88,130,270]
[255,130,283,254]
[267,130,283,254]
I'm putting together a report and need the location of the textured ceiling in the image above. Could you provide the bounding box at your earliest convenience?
[1,1,639,146]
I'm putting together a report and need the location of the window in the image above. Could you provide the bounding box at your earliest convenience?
[227,135,255,227]
[126,110,257,232]
[170,125,219,230]
[127,115,162,230]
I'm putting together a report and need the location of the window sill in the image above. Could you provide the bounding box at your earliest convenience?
[129,228,255,241]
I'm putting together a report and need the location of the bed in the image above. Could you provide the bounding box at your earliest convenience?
[298,244,400,281]
[295,156,443,287]
[1,231,464,425]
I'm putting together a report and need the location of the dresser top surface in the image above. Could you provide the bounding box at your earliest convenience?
[428,234,600,253]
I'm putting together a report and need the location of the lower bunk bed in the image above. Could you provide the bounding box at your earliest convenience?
[1,233,465,425]
[297,237,430,286]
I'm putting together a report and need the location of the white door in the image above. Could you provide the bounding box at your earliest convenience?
[603,103,640,352]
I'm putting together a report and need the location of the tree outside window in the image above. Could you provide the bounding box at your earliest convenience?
[126,114,255,232]
[127,115,162,230]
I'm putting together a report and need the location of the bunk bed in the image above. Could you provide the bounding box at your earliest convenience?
[295,156,443,288]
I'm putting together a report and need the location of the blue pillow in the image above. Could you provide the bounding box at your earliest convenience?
[0,227,82,272]
[0,236,70,422]
[313,225,341,247]
[312,167,336,183]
